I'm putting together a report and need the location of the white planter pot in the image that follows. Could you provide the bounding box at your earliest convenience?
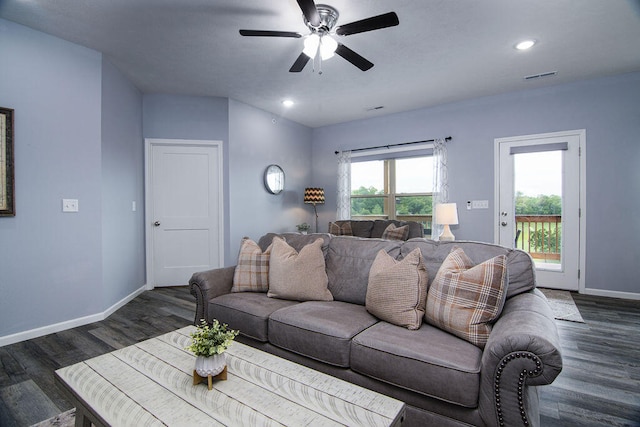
[195,353,227,377]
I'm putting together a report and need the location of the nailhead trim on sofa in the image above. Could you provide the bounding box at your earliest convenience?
[494,352,542,426]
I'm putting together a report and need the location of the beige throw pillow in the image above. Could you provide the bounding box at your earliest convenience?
[267,237,333,301]
[381,223,409,241]
[231,237,272,292]
[366,248,428,330]
[425,247,507,348]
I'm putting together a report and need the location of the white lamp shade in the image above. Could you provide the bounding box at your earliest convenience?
[435,203,459,225]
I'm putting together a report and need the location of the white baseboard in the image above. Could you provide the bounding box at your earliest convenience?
[583,287,640,301]
[0,285,148,348]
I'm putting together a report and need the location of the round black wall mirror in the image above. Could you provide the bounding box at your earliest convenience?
[264,164,285,194]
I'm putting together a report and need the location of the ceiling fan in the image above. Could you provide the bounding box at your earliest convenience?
[239,0,399,72]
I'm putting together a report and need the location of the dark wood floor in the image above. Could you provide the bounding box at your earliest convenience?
[0,287,638,426]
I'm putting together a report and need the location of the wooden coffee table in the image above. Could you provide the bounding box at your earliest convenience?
[55,326,405,426]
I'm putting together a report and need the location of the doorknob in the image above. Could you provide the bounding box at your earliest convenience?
[154,221,161,227]
[501,221,508,226]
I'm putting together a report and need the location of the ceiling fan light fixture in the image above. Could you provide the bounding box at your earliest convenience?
[303,33,320,58]
[320,35,338,60]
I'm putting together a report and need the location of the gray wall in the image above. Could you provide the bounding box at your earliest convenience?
[0,19,104,337]
[141,96,313,266]
[228,99,313,261]
[101,59,145,305]
[311,71,640,296]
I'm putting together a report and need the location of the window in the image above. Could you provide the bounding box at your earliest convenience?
[350,156,433,232]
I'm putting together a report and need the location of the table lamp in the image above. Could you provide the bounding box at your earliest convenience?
[435,203,459,241]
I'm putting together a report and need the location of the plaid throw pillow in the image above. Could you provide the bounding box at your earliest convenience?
[425,247,507,348]
[381,223,409,241]
[328,222,353,236]
[366,248,428,330]
[231,237,271,292]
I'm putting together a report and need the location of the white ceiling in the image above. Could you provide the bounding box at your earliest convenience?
[1,0,639,128]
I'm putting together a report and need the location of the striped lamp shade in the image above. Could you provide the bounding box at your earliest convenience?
[304,188,325,204]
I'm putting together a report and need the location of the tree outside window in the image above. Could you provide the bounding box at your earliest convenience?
[350,156,433,232]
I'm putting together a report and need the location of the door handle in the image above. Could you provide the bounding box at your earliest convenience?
[154,221,161,227]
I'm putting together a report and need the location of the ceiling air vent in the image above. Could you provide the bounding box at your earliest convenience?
[524,71,558,81]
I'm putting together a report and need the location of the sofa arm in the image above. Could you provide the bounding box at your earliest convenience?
[479,289,562,427]
[188,266,235,325]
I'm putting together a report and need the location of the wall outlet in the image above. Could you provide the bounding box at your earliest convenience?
[62,199,79,212]
[471,200,489,209]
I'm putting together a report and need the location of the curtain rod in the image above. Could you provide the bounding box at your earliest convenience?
[334,136,452,155]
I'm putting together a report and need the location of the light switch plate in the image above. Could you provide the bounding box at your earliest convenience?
[62,199,79,212]
[471,200,489,209]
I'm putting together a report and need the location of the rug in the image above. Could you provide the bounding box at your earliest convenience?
[539,288,585,323]
[30,408,75,427]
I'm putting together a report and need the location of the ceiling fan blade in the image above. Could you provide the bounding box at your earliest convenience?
[239,30,301,38]
[335,12,399,36]
[296,0,320,27]
[335,44,374,71]
[289,52,311,72]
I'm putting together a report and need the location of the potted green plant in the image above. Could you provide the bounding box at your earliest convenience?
[296,222,311,234]
[187,319,239,377]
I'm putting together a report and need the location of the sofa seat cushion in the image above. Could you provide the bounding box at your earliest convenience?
[208,293,298,342]
[268,301,379,367]
[351,321,483,408]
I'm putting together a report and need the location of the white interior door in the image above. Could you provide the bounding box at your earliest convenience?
[495,131,584,291]
[146,139,223,287]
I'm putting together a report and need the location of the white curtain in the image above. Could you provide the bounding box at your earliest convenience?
[336,151,352,220]
[431,138,449,240]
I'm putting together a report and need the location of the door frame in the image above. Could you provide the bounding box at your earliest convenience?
[493,129,586,293]
[144,138,225,290]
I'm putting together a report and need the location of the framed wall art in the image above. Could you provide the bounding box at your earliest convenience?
[0,107,15,216]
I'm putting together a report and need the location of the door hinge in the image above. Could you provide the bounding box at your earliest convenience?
[579,208,581,218]
[578,269,581,279]
[579,146,582,156]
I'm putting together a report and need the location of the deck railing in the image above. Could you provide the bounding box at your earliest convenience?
[515,215,561,261]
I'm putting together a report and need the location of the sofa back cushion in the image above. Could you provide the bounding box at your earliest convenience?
[401,239,535,299]
[326,236,402,305]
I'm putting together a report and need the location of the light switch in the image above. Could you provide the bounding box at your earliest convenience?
[62,199,79,212]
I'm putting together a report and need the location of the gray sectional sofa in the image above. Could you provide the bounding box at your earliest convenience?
[189,233,562,427]
[330,219,424,239]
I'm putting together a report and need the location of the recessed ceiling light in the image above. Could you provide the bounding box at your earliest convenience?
[282,99,294,107]
[515,39,536,50]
